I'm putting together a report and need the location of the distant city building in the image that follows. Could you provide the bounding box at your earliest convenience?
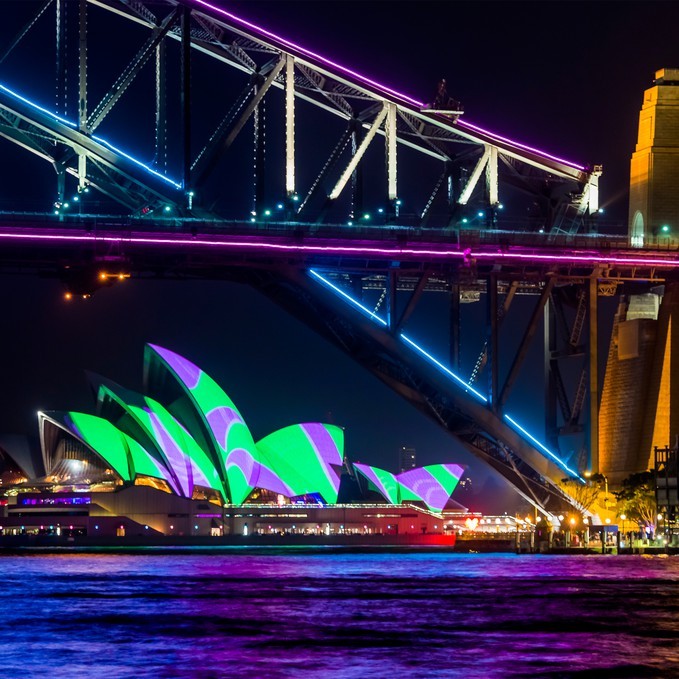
[399,446,417,473]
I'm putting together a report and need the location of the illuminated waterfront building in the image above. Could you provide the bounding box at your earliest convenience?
[0,345,464,539]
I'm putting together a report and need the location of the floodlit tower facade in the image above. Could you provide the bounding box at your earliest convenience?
[629,68,679,246]
[599,286,679,484]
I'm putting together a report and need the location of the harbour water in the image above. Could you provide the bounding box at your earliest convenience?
[2,549,678,677]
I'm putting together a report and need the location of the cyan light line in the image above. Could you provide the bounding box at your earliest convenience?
[399,333,488,402]
[0,82,181,190]
[309,270,387,326]
[504,414,584,481]
[403,334,581,479]
[0,83,76,128]
[92,133,182,190]
[309,267,582,480]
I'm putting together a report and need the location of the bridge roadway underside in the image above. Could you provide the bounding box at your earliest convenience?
[0,219,674,514]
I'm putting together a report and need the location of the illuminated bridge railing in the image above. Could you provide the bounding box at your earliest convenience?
[0,210,639,249]
[2,213,679,276]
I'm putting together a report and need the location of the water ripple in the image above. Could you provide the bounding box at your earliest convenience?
[1,551,679,677]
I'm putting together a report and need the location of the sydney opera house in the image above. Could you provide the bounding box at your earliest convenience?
[0,345,464,541]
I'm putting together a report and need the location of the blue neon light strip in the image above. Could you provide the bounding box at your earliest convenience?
[504,414,584,481]
[309,270,387,326]
[0,83,182,190]
[310,270,483,399]
[0,84,76,128]
[90,133,182,189]
[399,333,487,402]
[309,268,582,479]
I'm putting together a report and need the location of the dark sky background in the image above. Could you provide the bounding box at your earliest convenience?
[2,0,679,511]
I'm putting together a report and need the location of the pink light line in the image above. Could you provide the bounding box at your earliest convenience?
[2,229,679,268]
[189,0,423,107]
[456,119,586,171]
[189,1,586,172]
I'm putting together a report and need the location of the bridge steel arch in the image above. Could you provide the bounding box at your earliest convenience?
[0,0,600,231]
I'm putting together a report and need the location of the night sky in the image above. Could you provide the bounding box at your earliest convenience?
[2,1,679,511]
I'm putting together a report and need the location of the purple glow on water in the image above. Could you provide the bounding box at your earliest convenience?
[150,344,202,390]
[1,553,677,676]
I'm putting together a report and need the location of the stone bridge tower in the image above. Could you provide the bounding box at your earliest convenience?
[629,68,679,246]
[599,69,679,484]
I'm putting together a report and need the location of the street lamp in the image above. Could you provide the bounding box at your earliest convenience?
[584,471,609,506]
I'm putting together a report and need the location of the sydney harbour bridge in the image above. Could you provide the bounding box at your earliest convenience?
[0,0,674,519]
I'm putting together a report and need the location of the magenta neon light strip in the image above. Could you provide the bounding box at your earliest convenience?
[189,0,422,107]
[456,119,586,171]
[2,229,679,268]
[189,1,586,172]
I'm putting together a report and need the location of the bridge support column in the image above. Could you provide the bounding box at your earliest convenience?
[387,269,397,332]
[155,42,167,174]
[254,87,266,216]
[77,0,87,190]
[56,0,66,116]
[486,145,498,208]
[285,54,295,200]
[589,272,600,472]
[450,283,460,372]
[181,5,192,192]
[486,273,499,412]
[385,102,398,215]
[544,296,558,450]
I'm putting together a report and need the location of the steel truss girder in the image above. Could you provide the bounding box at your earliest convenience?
[499,278,555,408]
[244,265,581,516]
[87,6,181,133]
[80,0,598,228]
[192,58,285,188]
[0,0,54,66]
[0,88,182,210]
[545,286,596,448]
[328,105,388,201]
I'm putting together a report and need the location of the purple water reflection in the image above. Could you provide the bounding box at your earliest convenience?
[1,552,678,677]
